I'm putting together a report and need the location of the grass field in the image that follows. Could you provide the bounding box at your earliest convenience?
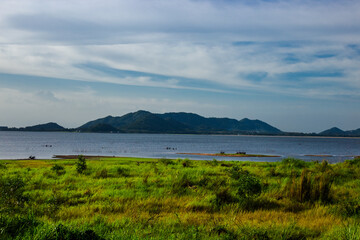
[1,156,360,239]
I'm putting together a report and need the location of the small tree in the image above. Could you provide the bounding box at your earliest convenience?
[76,155,87,174]
[229,166,262,200]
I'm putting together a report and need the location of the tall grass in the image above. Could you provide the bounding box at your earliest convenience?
[0,156,359,239]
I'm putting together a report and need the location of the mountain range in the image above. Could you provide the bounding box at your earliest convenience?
[78,110,282,134]
[1,110,359,137]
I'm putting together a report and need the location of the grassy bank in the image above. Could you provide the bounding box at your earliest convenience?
[1,156,360,239]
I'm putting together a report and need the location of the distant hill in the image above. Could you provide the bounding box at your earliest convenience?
[158,112,282,134]
[79,110,282,134]
[319,127,360,137]
[23,122,65,132]
[79,110,192,133]
[319,127,346,136]
[1,111,359,137]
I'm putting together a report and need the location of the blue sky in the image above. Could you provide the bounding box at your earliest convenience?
[0,0,359,132]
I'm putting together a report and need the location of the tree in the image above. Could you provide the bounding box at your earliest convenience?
[76,155,87,174]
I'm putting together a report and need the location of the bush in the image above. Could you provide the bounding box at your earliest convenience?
[281,158,308,168]
[182,159,191,167]
[51,164,66,175]
[76,155,87,174]
[159,158,175,166]
[229,166,262,200]
[0,175,28,212]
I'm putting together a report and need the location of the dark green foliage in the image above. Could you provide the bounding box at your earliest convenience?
[0,175,28,212]
[211,188,235,209]
[159,158,175,166]
[42,224,105,240]
[0,162,7,169]
[51,164,64,171]
[334,198,360,218]
[116,167,129,177]
[76,155,87,174]
[51,164,66,175]
[94,169,108,179]
[171,173,194,195]
[0,213,39,238]
[345,157,360,166]
[182,159,191,167]
[281,158,308,168]
[236,224,318,240]
[229,166,262,200]
[211,226,237,239]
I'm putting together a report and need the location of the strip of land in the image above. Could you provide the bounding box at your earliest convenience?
[177,153,280,157]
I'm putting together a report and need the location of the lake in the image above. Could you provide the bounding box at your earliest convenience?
[0,131,359,162]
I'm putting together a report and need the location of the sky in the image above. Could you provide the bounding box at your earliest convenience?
[0,0,360,133]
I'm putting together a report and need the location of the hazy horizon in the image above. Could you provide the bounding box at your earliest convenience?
[1,0,359,132]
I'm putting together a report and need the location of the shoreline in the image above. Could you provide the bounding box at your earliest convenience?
[1,130,360,139]
[177,153,281,157]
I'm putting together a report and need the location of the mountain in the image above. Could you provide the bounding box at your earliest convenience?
[23,122,65,132]
[79,110,191,133]
[84,123,119,133]
[159,112,282,134]
[79,110,282,134]
[319,127,360,137]
[347,128,360,136]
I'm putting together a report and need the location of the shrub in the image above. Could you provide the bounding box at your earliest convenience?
[229,166,262,200]
[236,173,262,200]
[182,159,191,167]
[76,155,87,174]
[0,175,28,212]
[51,164,66,175]
[281,158,308,168]
[159,158,175,166]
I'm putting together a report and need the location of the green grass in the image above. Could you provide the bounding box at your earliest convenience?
[1,156,360,239]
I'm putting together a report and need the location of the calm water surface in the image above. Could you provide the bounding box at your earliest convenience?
[0,131,359,162]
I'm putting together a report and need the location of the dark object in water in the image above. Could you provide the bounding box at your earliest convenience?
[236,151,246,155]
[29,155,36,160]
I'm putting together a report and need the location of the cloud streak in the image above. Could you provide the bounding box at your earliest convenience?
[0,0,359,131]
